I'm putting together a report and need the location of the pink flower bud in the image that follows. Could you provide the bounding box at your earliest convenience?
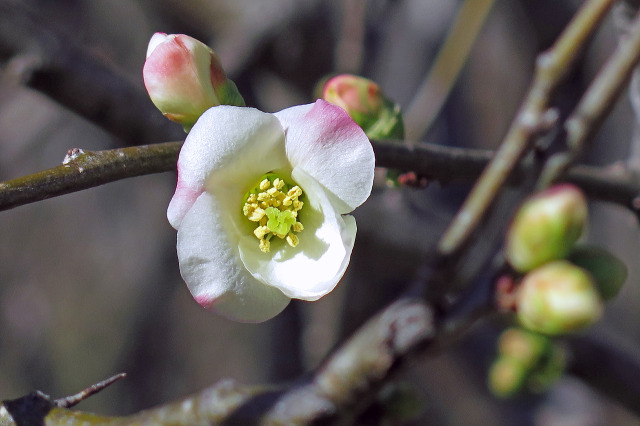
[516,260,602,335]
[506,184,588,273]
[143,33,244,130]
[322,74,404,139]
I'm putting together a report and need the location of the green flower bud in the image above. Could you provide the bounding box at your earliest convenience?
[526,344,566,394]
[488,356,529,398]
[322,74,404,140]
[506,184,588,272]
[498,327,550,368]
[568,245,628,301]
[517,260,602,335]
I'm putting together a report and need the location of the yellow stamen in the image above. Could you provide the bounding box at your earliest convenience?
[286,233,299,247]
[242,173,305,253]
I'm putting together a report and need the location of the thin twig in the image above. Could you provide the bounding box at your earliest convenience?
[335,0,367,73]
[53,373,127,409]
[0,142,180,211]
[404,0,496,141]
[539,7,640,187]
[437,0,616,257]
[2,140,640,215]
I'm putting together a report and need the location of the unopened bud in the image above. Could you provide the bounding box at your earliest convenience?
[506,184,588,272]
[322,74,404,139]
[568,245,627,301]
[516,260,602,335]
[488,356,528,398]
[498,327,549,368]
[143,33,245,131]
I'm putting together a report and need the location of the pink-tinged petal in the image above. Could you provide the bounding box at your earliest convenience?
[176,106,288,194]
[275,100,375,214]
[238,169,356,300]
[146,32,168,58]
[167,180,202,229]
[178,192,291,323]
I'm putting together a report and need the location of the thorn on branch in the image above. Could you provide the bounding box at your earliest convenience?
[54,372,127,409]
[1,373,126,425]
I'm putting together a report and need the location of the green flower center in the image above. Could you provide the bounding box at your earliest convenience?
[242,173,304,253]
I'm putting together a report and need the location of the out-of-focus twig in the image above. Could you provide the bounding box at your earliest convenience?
[335,0,367,73]
[0,298,435,425]
[0,0,183,146]
[437,0,616,257]
[540,7,640,187]
[404,0,496,141]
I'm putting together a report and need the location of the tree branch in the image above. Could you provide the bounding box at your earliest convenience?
[540,6,640,186]
[0,0,184,146]
[0,298,435,425]
[2,139,640,216]
[404,0,496,140]
[437,0,616,258]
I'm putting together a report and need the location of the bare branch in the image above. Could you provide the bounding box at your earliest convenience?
[404,0,497,140]
[0,299,434,425]
[0,0,183,146]
[540,7,640,186]
[0,142,180,211]
[438,0,616,257]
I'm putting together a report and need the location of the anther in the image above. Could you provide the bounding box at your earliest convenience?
[286,233,299,247]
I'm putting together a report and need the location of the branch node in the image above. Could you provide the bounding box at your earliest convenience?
[63,148,86,165]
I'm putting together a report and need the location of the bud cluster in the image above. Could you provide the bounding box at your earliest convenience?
[503,184,627,335]
[488,328,565,398]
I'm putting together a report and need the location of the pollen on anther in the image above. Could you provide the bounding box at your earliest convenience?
[243,174,306,253]
[247,207,265,221]
[288,187,302,197]
[286,233,299,247]
[254,225,270,239]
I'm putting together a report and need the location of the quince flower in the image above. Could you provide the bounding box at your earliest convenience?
[168,100,375,322]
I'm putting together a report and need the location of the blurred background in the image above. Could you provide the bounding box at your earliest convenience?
[1,0,640,424]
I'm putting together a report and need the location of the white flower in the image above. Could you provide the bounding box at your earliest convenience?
[168,100,375,322]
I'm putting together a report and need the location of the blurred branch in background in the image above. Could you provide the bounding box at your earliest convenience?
[437,0,616,259]
[404,0,496,141]
[0,0,184,146]
[1,298,435,425]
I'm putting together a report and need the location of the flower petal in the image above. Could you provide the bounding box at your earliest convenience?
[238,168,356,300]
[168,106,288,228]
[177,191,291,323]
[275,99,375,214]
